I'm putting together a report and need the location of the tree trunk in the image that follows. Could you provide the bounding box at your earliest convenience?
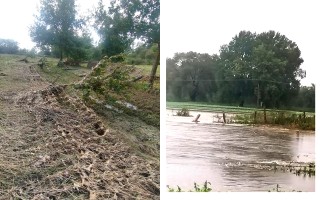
[60,50,63,61]
[148,43,160,88]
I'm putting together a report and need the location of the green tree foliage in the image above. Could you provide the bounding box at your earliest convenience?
[94,0,160,87]
[125,43,157,65]
[219,30,304,108]
[217,31,256,104]
[167,31,310,110]
[166,52,218,101]
[0,39,19,54]
[292,84,315,111]
[93,0,134,57]
[30,0,91,61]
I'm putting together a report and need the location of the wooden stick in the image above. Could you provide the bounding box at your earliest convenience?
[192,114,201,123]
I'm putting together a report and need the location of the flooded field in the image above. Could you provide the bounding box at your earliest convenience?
[166,110,315,192]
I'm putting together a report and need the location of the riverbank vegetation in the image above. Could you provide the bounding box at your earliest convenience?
[169,102,315,130]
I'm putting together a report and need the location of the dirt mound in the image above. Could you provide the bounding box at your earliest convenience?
[0,85,159,199]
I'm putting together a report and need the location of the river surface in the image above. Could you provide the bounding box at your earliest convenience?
[166,110,315,192]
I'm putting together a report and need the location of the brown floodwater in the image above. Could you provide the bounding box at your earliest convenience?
[166,110,315,192]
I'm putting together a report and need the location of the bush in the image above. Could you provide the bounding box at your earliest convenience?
[109,54,125,63]
[176,108,190,116]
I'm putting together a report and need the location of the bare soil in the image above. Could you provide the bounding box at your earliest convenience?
[0,55,159,199]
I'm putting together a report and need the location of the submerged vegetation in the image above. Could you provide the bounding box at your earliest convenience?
[233,109,315,130]
[167,102,315,130]
[167,180,212,192]
[167,162,315,192]
[175,108,191,117]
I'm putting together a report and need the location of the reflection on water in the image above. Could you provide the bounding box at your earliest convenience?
[166,110,315,192]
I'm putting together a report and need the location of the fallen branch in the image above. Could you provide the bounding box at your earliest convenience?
[132,75,144,82]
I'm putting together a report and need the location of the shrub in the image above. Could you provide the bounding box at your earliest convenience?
[176,108,190,116]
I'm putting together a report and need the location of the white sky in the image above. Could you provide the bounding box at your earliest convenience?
[161,0,320,86]
[0,0,108,49]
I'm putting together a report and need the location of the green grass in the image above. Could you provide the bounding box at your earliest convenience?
[135,65,160,76]
[0,54,40,91]
[166,101,315,116]
[167,101,315,130]
[36,57,91,85]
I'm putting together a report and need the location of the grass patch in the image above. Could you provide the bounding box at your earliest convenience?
[36,57,91,85]
[135,65,160,76]
[167,101,314,115]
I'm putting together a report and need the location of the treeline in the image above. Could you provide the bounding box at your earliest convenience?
[0,38,41,57]
[1,0,159,86]
[0,37,156,65]
[166,30,315,111]
[0,39,19,54]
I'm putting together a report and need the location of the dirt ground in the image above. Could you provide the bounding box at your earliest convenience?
[0,55,159,199]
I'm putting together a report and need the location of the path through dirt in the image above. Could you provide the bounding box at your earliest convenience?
[0,56,159,199]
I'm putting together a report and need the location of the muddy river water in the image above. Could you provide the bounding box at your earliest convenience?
[166,110,315,192]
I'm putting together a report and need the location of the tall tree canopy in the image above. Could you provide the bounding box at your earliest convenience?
[218,30,305,108]
[30,0,90,61]
[94,0,134,57]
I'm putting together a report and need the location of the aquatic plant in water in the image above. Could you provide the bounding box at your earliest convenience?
[167,180,212,192]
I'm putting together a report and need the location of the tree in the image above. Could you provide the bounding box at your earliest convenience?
[133,0,160,88]
[95,0,160,88]
[252,31,304,108]
[125,43,158,65]
[218,30,305,108]
[292,84,315,110]
[0,39,19,54]
[93,0,134,57]
[166,52,218,101]
[218,31,256,104]
[30,0,85,61]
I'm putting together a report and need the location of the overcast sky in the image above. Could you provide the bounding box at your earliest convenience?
[162,0,319,86]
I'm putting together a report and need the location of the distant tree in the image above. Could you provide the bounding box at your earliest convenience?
[292,84,315,110]
[218,30,305,108]
[125,43,157,65]
[30,0,88,61]
[68,33,94,62]
[217,31,256,104]
[0,39,19,54]
[166,52,218,101]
